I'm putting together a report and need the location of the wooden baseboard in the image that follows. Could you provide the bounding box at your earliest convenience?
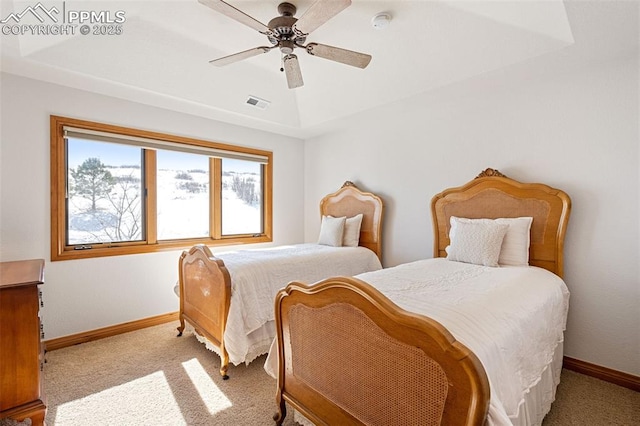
[563,356,640,392]
[44,311,179,351]
[43,315,639,393]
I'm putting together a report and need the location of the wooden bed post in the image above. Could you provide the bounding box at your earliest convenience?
[177,244,232,379]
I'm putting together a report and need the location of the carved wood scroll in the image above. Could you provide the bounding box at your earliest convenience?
[476,168,507,179]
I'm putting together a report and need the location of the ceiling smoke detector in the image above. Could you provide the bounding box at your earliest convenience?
[371,13,391,30]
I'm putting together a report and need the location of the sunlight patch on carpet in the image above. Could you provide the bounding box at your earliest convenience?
[182,358,232,414]
[54,371,186,424]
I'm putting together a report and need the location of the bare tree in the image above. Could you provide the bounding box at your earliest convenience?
[231,175,259,205]
[70,172,142,243]
[104,176,142,241]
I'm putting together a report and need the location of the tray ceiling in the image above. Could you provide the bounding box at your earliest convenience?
[0,1,584,137]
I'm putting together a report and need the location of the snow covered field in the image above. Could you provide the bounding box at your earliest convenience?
[68,165,261,245]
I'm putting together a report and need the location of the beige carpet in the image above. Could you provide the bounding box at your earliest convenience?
[44,322,639,425]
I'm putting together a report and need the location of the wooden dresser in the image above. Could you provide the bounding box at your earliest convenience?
[0,259,46,425]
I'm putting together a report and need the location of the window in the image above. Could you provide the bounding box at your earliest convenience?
[221,158,263,236]
[51,116,272,260]
[156,150,210,240]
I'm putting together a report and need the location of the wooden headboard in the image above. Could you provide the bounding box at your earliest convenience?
[431,168,571,277]
[320,181,384,261]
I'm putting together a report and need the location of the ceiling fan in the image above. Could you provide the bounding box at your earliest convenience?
[198,0,372,89]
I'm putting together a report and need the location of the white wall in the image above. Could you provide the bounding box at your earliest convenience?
[1,3,636,380]
[303,56,639,374]
[0,73,305,339]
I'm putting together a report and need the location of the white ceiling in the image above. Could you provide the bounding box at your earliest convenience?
[0,1,636,138]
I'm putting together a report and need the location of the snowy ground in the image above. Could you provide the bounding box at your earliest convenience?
[68,166,261,245]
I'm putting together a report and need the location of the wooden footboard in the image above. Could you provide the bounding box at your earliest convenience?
[177,244,232,379]
[274,277,490,426]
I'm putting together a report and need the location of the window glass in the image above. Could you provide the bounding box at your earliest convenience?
[52,116,272,260]
[67,138,143,245]
[156,150,210,240]
[221,158,262,235]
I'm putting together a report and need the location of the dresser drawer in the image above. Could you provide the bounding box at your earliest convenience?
[0,259,46,425]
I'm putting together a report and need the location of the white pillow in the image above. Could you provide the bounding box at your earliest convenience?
[318,215,346,247]
[342,214,363,247]
[448,216,533,266]
[446,217,509,267]
[494,217,533,266]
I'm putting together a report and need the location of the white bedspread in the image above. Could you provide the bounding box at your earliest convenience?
[217,243,382,365]
[265,258,569,426]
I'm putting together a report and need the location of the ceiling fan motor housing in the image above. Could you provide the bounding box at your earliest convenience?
[268,3,306,53]
[277,2,296,17]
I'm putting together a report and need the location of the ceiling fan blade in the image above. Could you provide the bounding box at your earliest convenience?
[305,43,372,68]
[210,46,273,66]
[283,54,304,89]
[198,0,271,34]
[293,0,351,35]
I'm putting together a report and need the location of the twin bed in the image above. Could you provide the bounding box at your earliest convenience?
[268,168,571,426]
[177,181,384,379]
[178,168,572,425]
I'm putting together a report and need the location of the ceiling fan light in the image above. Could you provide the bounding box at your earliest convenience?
[283,54,304,89]
[280,40,295,55]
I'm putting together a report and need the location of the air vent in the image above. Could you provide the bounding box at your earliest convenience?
[246,95,270,110]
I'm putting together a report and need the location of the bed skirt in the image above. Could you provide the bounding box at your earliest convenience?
[194,321,276,367]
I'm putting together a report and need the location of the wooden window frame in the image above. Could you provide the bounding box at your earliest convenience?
[50,115,273,261]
